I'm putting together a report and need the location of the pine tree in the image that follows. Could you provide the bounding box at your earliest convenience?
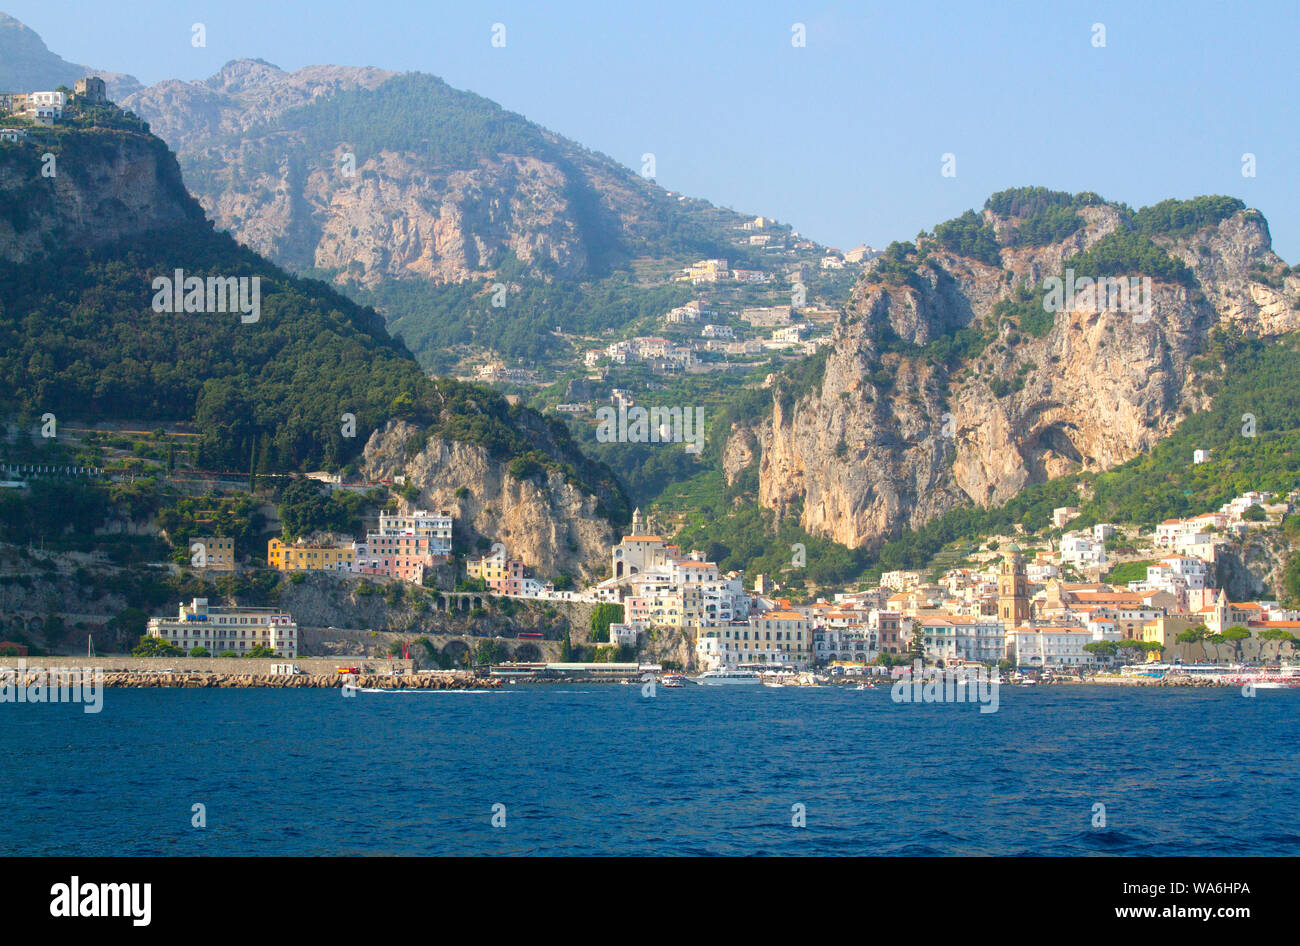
[906,628,926,663]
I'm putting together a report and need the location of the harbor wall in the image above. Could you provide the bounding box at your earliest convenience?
[0,657,414,675]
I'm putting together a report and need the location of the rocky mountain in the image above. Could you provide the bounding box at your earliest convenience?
[119,61,755,286]
[0,11,140,97]
[0,101,629,576]
[363,420,617,581]
[727,189,1300,551]
[0,111,200,262]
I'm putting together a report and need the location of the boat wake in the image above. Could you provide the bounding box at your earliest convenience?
[357,688,497,694]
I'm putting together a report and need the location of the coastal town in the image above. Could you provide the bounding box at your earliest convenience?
[0,79,1294,691]
[121,481,1300,690]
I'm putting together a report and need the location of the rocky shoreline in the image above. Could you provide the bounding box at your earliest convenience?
[1085,675,1232,687]
[92,672,496,689]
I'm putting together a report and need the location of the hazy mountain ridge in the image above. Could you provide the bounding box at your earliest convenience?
[0,11,140,97]
[119,61,760,286]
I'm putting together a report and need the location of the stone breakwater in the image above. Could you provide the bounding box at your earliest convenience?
[95,672,496,690]
[1086,675,1227,687]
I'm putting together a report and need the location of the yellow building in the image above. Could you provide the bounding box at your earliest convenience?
[191,536,235,571]
[466,555,525,587]
[630,590,686,628]
[712,610,811,668]
[678,258,730,284]
[267,538,355,572]
[1141,615,1196,651]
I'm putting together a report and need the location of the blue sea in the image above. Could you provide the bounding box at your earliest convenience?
[1,684,1297,856]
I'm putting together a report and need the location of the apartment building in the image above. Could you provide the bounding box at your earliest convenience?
[267,538,355,572]
[147,598,298,658]
[870,609,904,655]
[698,610,811,669]
[1005,625,1094,668]
[377,509,453,556]
[913,615,1006,664]
[356,533,438,583]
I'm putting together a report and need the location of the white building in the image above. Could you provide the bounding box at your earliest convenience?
[28,91,66,108]
[1059,531,1106,568]
[881,570,922,591]
[1005,626,1095,668]
[1086,618,1120,642]
[914,615,1005,665]
[147,598,299,658]
[377,509,453,556]
[815,625,875,663]
[608,623,638,647]
[1053,506,1080,529]
[1027,561,1060,583]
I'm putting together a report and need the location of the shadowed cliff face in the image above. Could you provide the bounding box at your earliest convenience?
[735,204,1300,551]
[0,125,204,264]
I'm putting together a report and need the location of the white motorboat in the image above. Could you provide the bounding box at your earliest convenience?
[693,668,763,686]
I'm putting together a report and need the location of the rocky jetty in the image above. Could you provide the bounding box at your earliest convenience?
[96,671,495,689]
[1088,674,1225,687]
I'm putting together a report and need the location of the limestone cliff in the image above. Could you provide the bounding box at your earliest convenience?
[742,195,1300,550]
[121,61,748,286]
[362,420,617,580]
[0,122,204,264]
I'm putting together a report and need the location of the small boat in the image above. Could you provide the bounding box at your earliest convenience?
[660,674,687,688]
[693,668,763,686]
[1247,680,1292,690]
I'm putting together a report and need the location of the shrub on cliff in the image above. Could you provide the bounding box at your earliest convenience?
[589,603,624,643]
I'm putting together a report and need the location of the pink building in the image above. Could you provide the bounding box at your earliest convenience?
[355,533,438,583]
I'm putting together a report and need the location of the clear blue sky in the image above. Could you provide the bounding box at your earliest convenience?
[8,0,1298,260]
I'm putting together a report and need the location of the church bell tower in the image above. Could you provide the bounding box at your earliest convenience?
[998,544,1030,626]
